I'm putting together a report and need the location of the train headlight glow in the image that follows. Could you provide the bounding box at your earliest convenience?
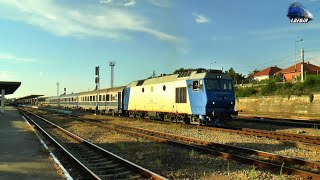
[212,101,215,104]
[231,102,233,104]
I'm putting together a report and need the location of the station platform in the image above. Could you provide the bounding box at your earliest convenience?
[0,106,63,179]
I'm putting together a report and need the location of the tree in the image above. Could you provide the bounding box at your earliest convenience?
[247,69,260,83]
[225,67,245,84]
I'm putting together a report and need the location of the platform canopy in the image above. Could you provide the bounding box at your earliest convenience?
[16,95,43,100]
[0,81,21,95]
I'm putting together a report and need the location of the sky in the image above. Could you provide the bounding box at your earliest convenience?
[1,0,320,98]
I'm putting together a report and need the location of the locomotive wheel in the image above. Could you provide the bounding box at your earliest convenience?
[183,116,190,124]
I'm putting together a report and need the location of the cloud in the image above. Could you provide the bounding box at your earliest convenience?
[0,71,18,80]
[100,0,113,3]
[0,0,180,43]
[176,47,188,55]
[192,13,210,24]
[0,53,37,63]
[124,0,136,7]
[211,35,233,41]
[148,0,172,8]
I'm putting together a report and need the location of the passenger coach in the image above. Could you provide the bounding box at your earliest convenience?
[78,86,125,114]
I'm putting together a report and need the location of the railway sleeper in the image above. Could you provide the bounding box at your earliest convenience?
[85,160,114,167]
[102,167,127,174]
[98,170,132,179]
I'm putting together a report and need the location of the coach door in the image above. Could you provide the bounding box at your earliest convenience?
[118,92,122,113]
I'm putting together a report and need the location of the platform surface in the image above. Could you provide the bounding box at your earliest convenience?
[0,106,63,179]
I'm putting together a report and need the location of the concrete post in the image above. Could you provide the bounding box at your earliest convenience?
[1,89,5,113]
[301,48,304,82]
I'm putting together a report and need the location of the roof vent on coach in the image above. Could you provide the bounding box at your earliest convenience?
[177,71,192,78]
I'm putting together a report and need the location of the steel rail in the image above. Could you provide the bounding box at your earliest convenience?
[24,108,320,179]
[40,106,320,144]
[200,125,320,146]
[107,124,320,179]
[235,116,320,129]
[19,110,101,179]
[21,109,167,180]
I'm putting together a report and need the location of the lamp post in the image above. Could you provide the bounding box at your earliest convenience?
[295,39,303,71]
[56,82,60,106]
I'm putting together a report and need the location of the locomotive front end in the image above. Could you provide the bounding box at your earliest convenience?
[204,75,237,124]
[187,70,238,125]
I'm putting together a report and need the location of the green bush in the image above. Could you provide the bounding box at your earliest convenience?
[235,86,257,97]
[261,80,277,95]
[235,75,320,97]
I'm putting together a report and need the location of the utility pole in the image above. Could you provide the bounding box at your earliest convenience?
[95,66,100,115]
[56,82,60,106]
[295,39,303,72]
[301,48,305,82]
[109,61,115,88]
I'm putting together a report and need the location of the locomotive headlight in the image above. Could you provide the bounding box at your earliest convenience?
[212,101,215,104]
[231,102,233,104]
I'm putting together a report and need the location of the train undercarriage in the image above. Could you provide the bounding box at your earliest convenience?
[125,110,236,126]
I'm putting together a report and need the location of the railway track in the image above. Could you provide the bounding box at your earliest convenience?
[39,106,320,151]
[31,110,320,179]
[235,116,320,129]
[196,124,320,145]
[19,109,167,180]
[39,107,320,149]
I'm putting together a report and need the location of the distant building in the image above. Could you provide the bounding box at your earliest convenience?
[252,66,282,81]
[276,62,320,81]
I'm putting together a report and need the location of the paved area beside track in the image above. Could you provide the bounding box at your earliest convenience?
[0,106,63,179]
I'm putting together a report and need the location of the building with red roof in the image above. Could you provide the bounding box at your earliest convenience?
[276,62,320,81]
[252,66,282,81]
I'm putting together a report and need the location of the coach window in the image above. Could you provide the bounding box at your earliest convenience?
[99,95,102,101]
[90,96,92,102]
[106,94,110,101]
[142,87,144,93]
[103,95,105,101]
[93,96,95,101]
[163,85,166,91]
[192,80,199,91]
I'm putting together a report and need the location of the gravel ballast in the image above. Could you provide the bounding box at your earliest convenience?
[24,109,311,180]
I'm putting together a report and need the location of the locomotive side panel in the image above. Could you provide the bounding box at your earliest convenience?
[127,80,192,115]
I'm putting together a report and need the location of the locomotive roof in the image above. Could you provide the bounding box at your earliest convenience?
[127,70,232,87]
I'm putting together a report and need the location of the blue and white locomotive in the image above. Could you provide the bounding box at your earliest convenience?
[123,69,237,125]
[43,69,237,125]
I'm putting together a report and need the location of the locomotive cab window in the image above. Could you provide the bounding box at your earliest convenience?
[192,80,199,91]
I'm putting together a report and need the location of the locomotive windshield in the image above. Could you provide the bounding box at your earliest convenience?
[206,79,233,90]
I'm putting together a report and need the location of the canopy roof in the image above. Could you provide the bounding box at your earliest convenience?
[16,95,43,100]
[0,81,21,95]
